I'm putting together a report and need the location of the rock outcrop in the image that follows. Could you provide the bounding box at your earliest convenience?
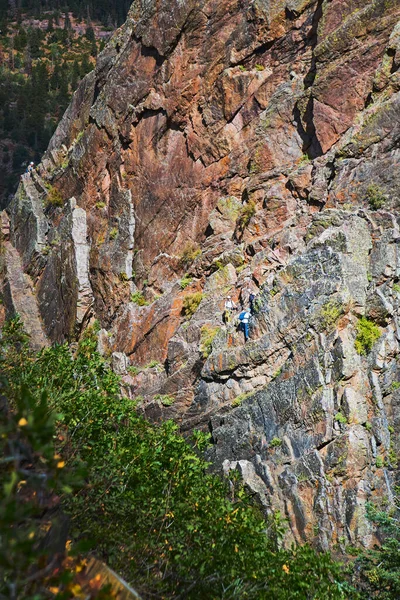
[2,0,400,549]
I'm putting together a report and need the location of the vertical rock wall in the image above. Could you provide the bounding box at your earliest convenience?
[3,0,400,547]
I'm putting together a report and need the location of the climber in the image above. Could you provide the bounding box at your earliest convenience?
[26,161,34,173]
[238,307,251,342]
[249,291,256,314]
[223,296,236,324]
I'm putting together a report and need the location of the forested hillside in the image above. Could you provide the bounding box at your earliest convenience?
[0,0,130,207]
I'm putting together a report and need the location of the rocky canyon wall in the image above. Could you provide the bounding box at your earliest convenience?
[2,0,400,550]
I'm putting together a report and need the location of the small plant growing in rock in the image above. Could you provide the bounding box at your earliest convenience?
[375,456,384,468]
[393,283,400,294]
[255,63,265,71]
[96,201,106,209]
[179,241,201,267]
[109,227,118,240]
[45,184,63,208]
[270,437,282,448]
[131,291,149,306]
[366,184,386,210]
[231,392,251,407]
[128,365,141,376]
[199,325,220,359]
[119,271,129,282]
[238,200,256,231]
[365,421,372,432]
[180,275,193,289]
[392,382,400,390]
[182,292,203,317]
[355,316,381,355]
[154,394,175,407]
[335,412,347,425]
[146,360,162,370]
[320,300,343,332]
[239,64,246,71]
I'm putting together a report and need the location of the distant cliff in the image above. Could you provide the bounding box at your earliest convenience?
[2,0,400,550]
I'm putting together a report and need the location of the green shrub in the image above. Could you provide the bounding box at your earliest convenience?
[335,412,348,425]
[270,437,282,448]
[367,184,386,210]
[238,200,256,230]
[231,392,252,407]
[355,317,381,355]
[119,271,129,282]
[130,291,149,306]
[0,318,358,600]
[180,275,193,289]
[365,421,372,431]
[393,283,400,294]
[199,324,220,359]
[179,241,201,267]
[146,359,161,369]
[154,394,175,407]
[128,365,140,376]
[45,184,63,207]
[320,300,343,332]
[182,292,203,317]
[96,201,106,209]
[109,227,118,240]
[375,456,384,468]
[392,382,400,390]
[255,63,265,71]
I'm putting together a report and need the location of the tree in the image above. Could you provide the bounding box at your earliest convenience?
[47,14,54,32]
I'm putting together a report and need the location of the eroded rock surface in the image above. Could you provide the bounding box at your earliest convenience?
[3,0,400,549]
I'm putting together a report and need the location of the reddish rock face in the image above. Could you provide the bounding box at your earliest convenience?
[4,0,400,549]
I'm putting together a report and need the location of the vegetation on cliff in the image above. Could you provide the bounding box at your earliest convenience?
[0,0,130,205]
[0,317,359,599]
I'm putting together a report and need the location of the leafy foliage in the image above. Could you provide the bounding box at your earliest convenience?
[237,200,256,231]
[199,324,220,358]
[179,241,201,267]
[355,501,400,599]
[320,300,343,332]
[366,184,386,210]
[0,316,357,599]
[130,291,149,306]
[354,317,381,355]
[182,291,203,317]
[180,274,193,289]
[45,183,63,207]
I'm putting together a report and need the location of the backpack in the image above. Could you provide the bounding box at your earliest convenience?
[238,311,248,322]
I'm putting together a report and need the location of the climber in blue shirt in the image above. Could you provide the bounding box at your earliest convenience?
[238,308,251,342]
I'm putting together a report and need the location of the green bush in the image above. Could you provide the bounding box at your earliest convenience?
[237,200,256,231]
[0,318,358,599]
[131,291,149,306]
[182,292,203,317]
[109,227,118,240]
[270,437,283,448]
[355,501,400,599]
[335,412,348,425]
[199,324,220,358]
[180,274,193,289]
[355,317,381,355]
[154,394,175,407]
[366,184,386,210]
[320,300,343,332]
[45,184,63,207]
[179,241,201,267]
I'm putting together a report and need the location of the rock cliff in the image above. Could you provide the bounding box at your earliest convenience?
[2,0,400,550]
